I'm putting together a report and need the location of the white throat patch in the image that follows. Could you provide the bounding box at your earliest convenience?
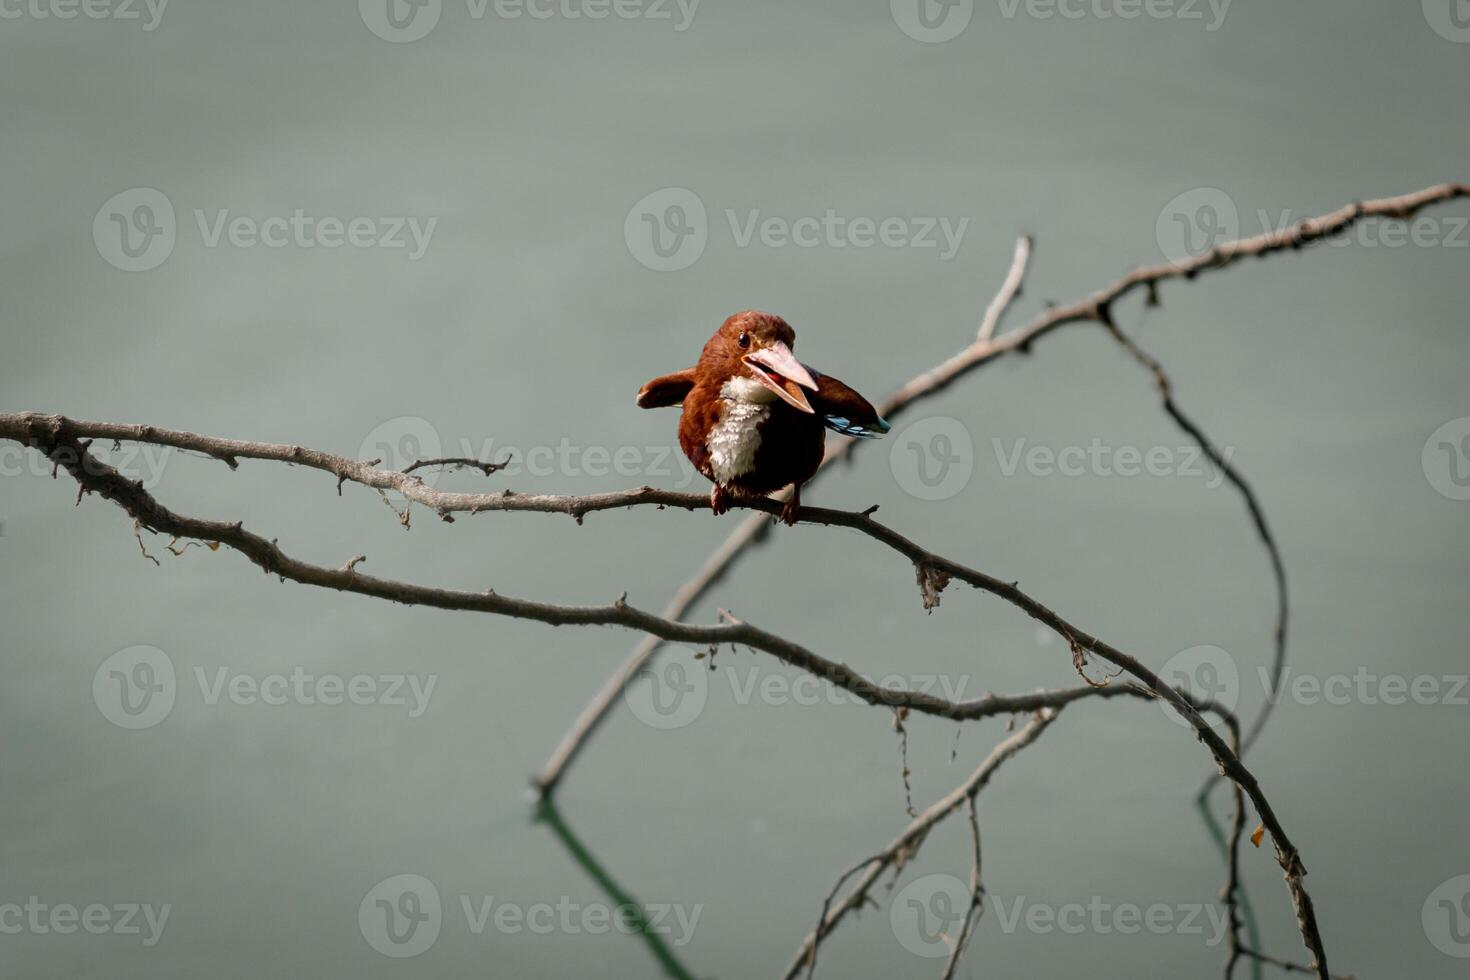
[708,378,775,484]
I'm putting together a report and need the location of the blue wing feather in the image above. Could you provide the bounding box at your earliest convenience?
[822,414,891,439]
[806,364,890,439]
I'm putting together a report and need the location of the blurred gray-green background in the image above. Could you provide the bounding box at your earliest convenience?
[2,1,1468,977]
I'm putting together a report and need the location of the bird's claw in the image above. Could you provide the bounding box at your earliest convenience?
[779,490,801,526]
[710,484,732,516]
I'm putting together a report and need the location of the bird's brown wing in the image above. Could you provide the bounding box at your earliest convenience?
[807,370,891,438]
[636,368,697,409]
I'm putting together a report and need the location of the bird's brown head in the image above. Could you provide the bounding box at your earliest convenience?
[697,311,818,413]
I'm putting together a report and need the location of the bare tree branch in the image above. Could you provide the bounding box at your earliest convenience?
[537,232,1040,794]
[8,183,1458,978]
[941,795,985,980]
[1098,320,1291,787]
[791,690,1251,979]
[788,708,1062,980]
[530,181,1469,798]
[1240,948,1356,980]
[3,414,1334,976]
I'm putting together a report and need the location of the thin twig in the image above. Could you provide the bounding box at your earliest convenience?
[401,455,510,478]
[787,710,1061,979]
[978,235,1032,342]
[1098,320,1291,786]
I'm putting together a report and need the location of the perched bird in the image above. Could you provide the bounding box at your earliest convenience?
[637,311,890,525]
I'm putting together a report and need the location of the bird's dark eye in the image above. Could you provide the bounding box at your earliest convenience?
[738,332,750,349]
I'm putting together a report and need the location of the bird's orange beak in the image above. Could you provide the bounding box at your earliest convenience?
[744,341,818,414]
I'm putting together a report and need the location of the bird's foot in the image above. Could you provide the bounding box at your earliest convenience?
[778,488,802,526]
[710,484,732,516]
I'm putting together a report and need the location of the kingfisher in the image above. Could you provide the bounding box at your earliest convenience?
[637,311,890,525]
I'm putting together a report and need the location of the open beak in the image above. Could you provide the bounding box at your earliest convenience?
[744,341,819,414]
